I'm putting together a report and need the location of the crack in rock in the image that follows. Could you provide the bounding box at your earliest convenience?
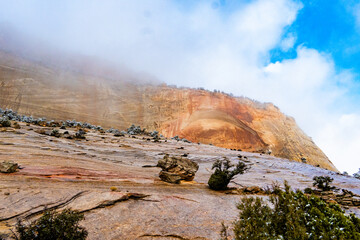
[0,191,87,222]
[79,193,149,213]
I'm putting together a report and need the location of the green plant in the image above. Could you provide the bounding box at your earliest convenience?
[208,157,248,190]
[232,182,360,240]
[51,129,61,138]
[0,117,11,127]
[353,169,360,179]
[313,176,336,191]
[15,209,88,240]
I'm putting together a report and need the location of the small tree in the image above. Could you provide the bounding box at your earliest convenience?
[313,176,336,191]
[15,209,87,240]
[208,157,249,190]
[230,182,360,240]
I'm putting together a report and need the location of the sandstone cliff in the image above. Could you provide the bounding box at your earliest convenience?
[0,51,337,171]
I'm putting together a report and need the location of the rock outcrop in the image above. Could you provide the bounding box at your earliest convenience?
[0,50,337,171]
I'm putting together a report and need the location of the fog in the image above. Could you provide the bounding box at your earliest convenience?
[0,0,359,174]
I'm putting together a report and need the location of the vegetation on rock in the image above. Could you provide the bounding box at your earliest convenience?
[313,175,336,191]
[14,209,87,240]
[208,157,248,190]
[229,182,360,240]
[0,116,11,127]
[353,169,360,179]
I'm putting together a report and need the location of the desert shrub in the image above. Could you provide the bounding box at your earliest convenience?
[304,187,313,194]
[231,182,360,240]
[15,209,87,240]
[208,157,248,190]
[313,176,336,191]
[353,169,360,179]
[75,129,86,139]
[51,129,61,138]
[0,117,11,127]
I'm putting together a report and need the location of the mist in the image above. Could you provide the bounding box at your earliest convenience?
[0,0,359,174]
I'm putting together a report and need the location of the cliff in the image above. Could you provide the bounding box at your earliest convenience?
[0,51,337,171]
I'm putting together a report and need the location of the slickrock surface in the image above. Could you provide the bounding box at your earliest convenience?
[0,123,359,239]
[0,51,336,171]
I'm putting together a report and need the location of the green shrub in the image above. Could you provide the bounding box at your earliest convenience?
[231,182,360,240]
[313,176,336,191]
[353,169,360,179]
[0,117,11,127]
[208,157,248,190]
[15,209,88,240]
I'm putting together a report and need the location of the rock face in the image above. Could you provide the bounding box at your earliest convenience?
[157,155,199,183]
[0,50,337,171]
[0,161,18,173]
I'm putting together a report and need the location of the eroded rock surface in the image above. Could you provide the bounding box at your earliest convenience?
[0,123,358,239]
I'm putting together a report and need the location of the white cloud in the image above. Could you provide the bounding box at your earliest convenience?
[280,33,296,51]
[317,114,360,174]
[0,0,358,173]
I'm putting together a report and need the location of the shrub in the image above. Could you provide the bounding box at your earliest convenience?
[0,117,11,127]
[50,129,61,138]
[15,209,87,240]
[75,129,86,139]
[353,169,360,179]
[208,157,249,190]
[313,176,336,191]
[231,182,360,240]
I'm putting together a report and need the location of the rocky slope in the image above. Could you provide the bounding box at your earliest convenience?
[0,51,337,171]
[0,122,358,239]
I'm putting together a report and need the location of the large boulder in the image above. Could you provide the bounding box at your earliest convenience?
[157,155,199,183]
[0,161,18,173]
[159,171,182,184]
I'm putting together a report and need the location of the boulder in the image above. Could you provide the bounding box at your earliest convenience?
[159,171,182,184]
[157,155,199,182]
[0,161,18,173]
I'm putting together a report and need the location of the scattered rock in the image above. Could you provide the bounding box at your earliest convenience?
[0,161,19,173]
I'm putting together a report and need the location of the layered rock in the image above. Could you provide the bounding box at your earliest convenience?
[0,50,337,171]
[157,154,199,183]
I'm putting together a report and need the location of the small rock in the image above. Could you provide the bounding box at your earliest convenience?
[244,186,262,194]
[0,161,18,173]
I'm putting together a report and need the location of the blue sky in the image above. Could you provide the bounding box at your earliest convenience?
[0,0,359,173]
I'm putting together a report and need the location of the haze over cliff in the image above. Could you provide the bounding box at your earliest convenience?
[0,47,337,171]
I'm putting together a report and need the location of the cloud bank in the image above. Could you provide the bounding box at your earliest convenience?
[0,0,359,173]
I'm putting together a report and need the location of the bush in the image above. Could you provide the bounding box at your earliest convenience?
[15,209,87,240]
[313,176,336,191]
[208,157,249,190]
[231,182,360,240]
[0,117,11,127]
[75,129,86,139]
[353,169,360,179]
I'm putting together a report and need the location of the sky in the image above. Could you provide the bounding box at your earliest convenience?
[0,0,359,174]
